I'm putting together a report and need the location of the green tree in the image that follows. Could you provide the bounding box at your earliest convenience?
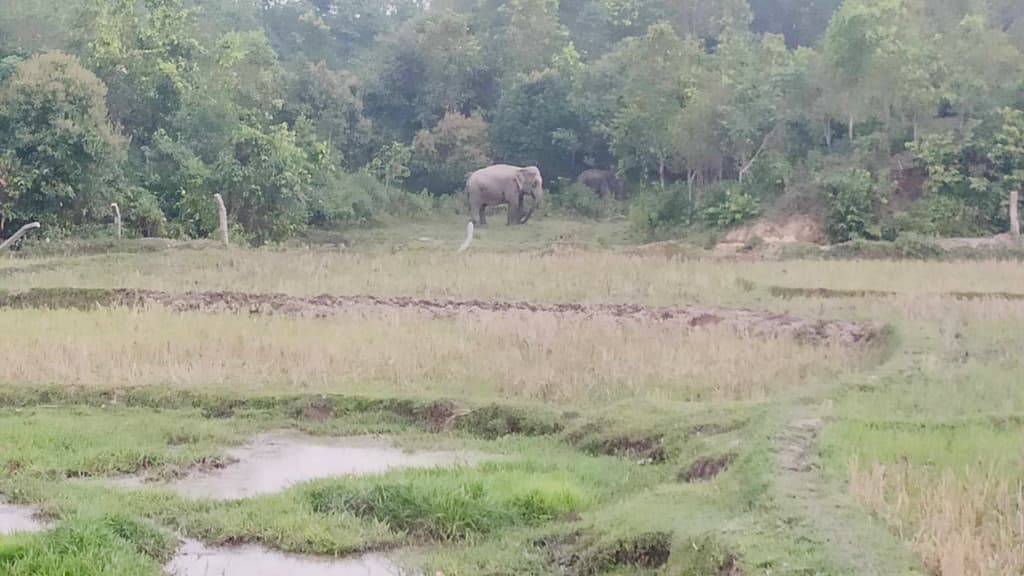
[491,70,589,180]
[0,52,125,229]
[205,123,312,244]
[364,11,496,138]
[367,141,413,197]
[74,0,202,142]
[286,62,375,169]
[411,111,492,194]
[607,23,702,186]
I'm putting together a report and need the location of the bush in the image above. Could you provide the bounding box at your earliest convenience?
[700,182,760,229]
[892,194,985,237]
[121,187,167,238]
[819,167,879,242]
[552,182,614,219]
[309,170,446,227]
[627,183,693,240]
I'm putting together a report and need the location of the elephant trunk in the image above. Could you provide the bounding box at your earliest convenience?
[519,188,542,224]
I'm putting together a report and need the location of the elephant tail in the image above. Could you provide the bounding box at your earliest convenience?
[458,220,474,252]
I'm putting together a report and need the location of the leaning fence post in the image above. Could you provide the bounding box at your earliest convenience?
[0,222,41,251]
[111,202,122,240]
[1010,190,1020,239]
[214,193,229,247]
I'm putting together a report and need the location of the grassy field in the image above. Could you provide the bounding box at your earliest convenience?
[1,218,1022,575]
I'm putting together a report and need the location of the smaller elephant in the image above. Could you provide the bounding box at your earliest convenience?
[465,164,544,226]
[576,168,622,199]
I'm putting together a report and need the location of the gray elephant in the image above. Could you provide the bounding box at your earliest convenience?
[465,164,543,226]
[577,168,622,199]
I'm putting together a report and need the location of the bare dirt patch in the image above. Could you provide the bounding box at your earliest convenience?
[534,531,672,576]
[778,418,823,473]
[165,538,406,576]
[564,422,668,463]
[113,431,487,500]
[0,288,880,346]
[724,214,825,245]
[678,453,738,482]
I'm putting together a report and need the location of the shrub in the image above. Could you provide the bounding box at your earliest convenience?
[892,195,985,237]
[627,183,692,240]
[700,183,760,229]
[552,182,611,219]
[819,167,879,242]
[121,187,167,238]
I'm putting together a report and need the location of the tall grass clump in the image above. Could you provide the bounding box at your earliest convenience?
[305,467,587,541]
[850,460,1024,576]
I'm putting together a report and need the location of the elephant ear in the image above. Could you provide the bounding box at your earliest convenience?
[517,167,540,194]
[514,170,526,193]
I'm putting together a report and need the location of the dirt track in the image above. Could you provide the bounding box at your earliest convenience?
[0,288,880,345]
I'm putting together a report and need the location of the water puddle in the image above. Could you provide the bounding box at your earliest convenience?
[119,431,486,500]
[0,498,48,535]
[166,539,414,576]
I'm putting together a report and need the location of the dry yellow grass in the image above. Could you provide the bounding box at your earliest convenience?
[0,307,857,403]
[7,250,1024,306]
[850,461,1024,576]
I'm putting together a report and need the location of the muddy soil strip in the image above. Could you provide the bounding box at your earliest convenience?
[0,288,879,345]
[769,286,1024,301]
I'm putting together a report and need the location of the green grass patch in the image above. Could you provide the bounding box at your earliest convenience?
[0,518,168,576]
[306,465,595,541]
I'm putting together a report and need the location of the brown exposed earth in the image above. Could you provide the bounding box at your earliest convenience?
[777,418,824,473]
[678,453,738,482]
[0,288,881,346]
[723,214,826,245]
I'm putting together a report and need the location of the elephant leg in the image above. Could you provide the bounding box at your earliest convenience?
[478,204,487,226]
[507,202,518,225]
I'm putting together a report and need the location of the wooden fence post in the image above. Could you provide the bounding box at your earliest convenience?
[111,203,122,240]
[1010,191,1020,238]
[214,193,229,247]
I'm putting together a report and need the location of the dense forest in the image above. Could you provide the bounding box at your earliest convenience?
[1,0,1024,244]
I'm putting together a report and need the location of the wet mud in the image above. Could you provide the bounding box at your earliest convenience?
[0,288,879,345]
[116,432,486,500]
[165,539,411,576]
[0,498,48,535]
[678,453,737,482]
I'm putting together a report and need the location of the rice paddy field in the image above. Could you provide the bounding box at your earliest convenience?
[1,218,1022,576]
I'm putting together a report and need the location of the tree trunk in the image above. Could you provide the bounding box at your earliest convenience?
[848,114,855,142]
[1011,190,1020,238]
[687,169,696,224]
[658,158,665,188]
[824,117,832,149]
